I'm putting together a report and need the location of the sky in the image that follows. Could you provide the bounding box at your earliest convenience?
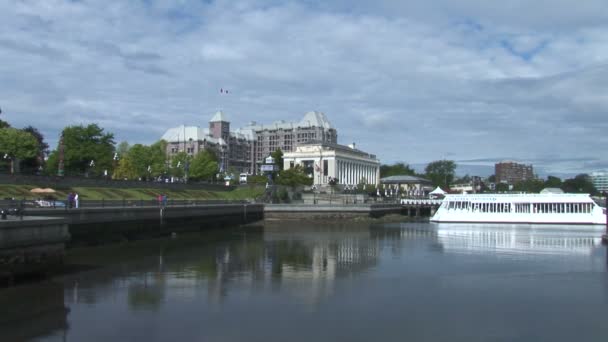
[1,0,607,177]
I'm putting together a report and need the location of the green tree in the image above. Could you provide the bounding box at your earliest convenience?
[380,162,417,178]
[125,141,168,179]
[562,174,597,195]
[55,124,115,176]
[189,149,218,181]
[113,157,139,180]
[169,152,189,178]
[424,160,456,189]
[0,127,39,174]
[271,148,284,171]
[495,183,510,192]
[116,141,130,156]
[513,178,545,193]
[276,165,313,187]
[21,126,49,172]
[544,176,562,188]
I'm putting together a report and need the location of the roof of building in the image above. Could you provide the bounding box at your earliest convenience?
[233,127,256,141]
[161,125,207,142]
[240,111,334,131]
[161,125,226,145]
[540,187,564,194]
[298,111,332,129]
[380,175,432,184]
[209,111,228,122]
[296,140,377,160]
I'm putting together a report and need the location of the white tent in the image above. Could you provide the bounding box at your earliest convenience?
[429,186,446,195]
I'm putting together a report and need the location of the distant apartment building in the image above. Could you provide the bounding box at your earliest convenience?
[161,111,338,174]
[240,111,338,165]
[590,171,608,192]
[495,161,534,184]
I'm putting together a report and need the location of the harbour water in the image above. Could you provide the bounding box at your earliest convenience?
[1,221,608,341]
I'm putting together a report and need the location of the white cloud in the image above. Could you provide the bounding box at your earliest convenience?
[0,0,607,175]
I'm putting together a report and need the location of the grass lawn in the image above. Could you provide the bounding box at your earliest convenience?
[0,184,265,201]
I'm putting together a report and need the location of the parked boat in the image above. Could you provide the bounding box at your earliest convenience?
[430,193,606,225]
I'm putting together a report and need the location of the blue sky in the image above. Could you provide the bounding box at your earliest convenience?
[1,0,607,177]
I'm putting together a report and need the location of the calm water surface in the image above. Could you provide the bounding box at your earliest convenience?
[2,221,608,341]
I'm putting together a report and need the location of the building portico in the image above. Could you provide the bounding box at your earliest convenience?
[283,142,380,186]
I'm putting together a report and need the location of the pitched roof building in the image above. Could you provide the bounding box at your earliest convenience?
[161,111,339,175]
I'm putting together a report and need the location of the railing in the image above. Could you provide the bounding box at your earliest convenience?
[0,198,249,212]
[400,198,443,206]
[0,174,234,191]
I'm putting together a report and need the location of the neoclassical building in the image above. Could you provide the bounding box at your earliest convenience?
[283,141,380,186]
[161,111,338,175]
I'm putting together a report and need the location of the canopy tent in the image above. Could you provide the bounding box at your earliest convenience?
[429,186,446,195]
[30,188,56,193]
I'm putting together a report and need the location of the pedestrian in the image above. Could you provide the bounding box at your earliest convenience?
[74,193,79,208]
[67,192,74,208]
[162,194,168,207]
[157,194,162,207]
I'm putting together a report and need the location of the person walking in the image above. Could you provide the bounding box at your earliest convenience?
[162,194,168,207]
[67,192,74,208]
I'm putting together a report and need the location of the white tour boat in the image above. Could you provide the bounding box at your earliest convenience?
[430,193,606,225]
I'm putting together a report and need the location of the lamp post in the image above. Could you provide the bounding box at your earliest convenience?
[57,134,65,177]
[603,191,608,244]
[87,159,95,178]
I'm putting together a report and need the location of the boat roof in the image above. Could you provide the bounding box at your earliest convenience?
[443,193,595,203]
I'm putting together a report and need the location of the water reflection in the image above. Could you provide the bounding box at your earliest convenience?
[431,223,604,256]
[2,221,607,341]
[0,282,69,341]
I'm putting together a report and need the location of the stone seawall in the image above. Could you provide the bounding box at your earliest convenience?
[0,217,70,283]
[264,204,404,220]
[22,204,264,246]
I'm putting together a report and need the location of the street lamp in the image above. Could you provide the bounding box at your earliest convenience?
[57,134,65,177]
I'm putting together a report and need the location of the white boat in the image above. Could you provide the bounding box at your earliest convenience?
[430,193,607,225]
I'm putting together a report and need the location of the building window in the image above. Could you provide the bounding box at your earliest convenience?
[323,160,328,176]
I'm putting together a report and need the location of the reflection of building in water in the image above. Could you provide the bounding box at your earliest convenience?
[0,282,69,341]
[265,232,380,306]
[435,225,602,255]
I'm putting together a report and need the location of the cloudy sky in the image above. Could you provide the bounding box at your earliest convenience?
[1,0,607,177]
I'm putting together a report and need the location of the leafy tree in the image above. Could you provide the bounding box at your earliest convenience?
[45,150,59,175]
[271,148,284,171]
[21,125,49,172]
[0,127,39,174]
[424,160,456,189]
[380,162,417,178]
[116,141,130,156]
[562,174,597,195]
[276,165,313,187]
[455,174,471,184]
[248,174,268,185]
[189,149,218,181]
[544,176,562,188]
[513,178,545,193]
[113,157,139,180]
[169,152,189,178]
[55,124,115,176]
[495,183,510,192]
[124,140,168,179]
[0,107,9,129]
